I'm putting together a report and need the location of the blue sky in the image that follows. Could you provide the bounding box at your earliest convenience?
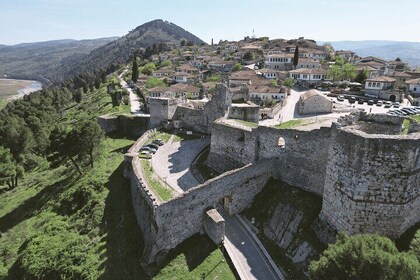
[1,0,419,45]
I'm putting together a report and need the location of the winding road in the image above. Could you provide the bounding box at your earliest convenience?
[221,210,285,280]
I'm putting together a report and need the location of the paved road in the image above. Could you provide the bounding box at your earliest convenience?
[260,89,411,128]
[151,136,210,193]
[221,211,284,280]
[118,69,149,116]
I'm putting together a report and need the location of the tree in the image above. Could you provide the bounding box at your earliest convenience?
[180,40,186,47]
[233,63,242,71]
[160,60,172,68]
[75,120,104,168]
[131,55,139,82]
[309,233,420,280]
[243,51,254,61]
[328,63,357,81]
[0,146,17,189]
[145,77,166,89]
[283,78,295,88]
[48,127,82,176]
[140,62,156,76]
[354,69,369,84]
[293,46,299,69]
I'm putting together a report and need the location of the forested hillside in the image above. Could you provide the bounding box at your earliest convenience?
[0,19,205,86]
[0,71,150,278]
[0,38,117,85]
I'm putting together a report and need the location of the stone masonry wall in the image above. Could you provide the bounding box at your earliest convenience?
[174,84,232,134]
[257,126,332,195]
[321,123,420,238]
[149,160,273,265]
[206,122,258,173]
[227,104,260,123]
[97,114,150,137]
[127,155,273,266]
[207,123,332,195]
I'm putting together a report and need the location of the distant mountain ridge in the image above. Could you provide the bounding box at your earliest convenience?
[58,19,205,85]
[0,37,118,84]
[322,40,420,67]
[0,19,205,85]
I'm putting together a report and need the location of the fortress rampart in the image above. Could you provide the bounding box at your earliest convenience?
[120,82,419,269]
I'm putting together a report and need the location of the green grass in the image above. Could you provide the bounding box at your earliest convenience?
[275,119,314,129]
[401,119,411,135]
[412,115,420,123]
[140,159,173,202]
[232,119,258,128]
[153,235,235,280]
[149,131,173,143]
[0,137,144,278]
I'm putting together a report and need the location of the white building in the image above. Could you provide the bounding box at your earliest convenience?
[407,78,420,97]
[298,90,333,115]
[249,85,286,101]
[265,53,294,70]
[296,58,321,69]
[289,68,330,85]
[364,76,403,102]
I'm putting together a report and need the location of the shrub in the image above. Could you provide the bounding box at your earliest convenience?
[309,233,420,280]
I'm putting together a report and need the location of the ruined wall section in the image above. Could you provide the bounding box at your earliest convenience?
[321,124,420,238]
[97,114,149,137]
[174,84,232,134]
[206,122,258,173]
[150,160,273,264]
[227,104,260,123]
[257,126,332,195]
[149,97,181,128]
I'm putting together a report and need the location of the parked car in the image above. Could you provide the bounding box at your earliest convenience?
[152,139,165,146]
[367,100,374,105]
[376,100,383,106]
[349,96,356,104]
[139,151,152,159]
[146,143,160,150]
[384,101,392,108]
[140,146,156,154]
[393,102,400,108]
[358,99,364,104]
[337,95,345,101]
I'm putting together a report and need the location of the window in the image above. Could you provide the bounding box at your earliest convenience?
[277,137,286,148]
[368,82,372,87]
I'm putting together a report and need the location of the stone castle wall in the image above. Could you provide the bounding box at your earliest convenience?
[320,122,420,238]
[206,113,420,238]
[173,84,232,134]
[125,145,273,266]
[257,126,332,195]
[97,114,149,137]
[207,123,332,195]
[206,122,258,173]
[227,104,260,123]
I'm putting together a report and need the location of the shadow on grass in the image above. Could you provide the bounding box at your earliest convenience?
[98,163,148,280]
[153,234,219,276]
[0,175,76,233]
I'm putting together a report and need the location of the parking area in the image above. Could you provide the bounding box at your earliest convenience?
[151,135,210,193]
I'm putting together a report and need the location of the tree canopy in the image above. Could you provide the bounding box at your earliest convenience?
[309,233,420,280]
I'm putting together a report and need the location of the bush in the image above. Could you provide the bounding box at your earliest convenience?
[283,78,294,88]
[233,63,242,71]
[309,233,420,280]
[20,230,100,279]
[145,77,166,89]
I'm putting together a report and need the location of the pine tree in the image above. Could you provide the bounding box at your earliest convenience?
[131,55,139,82]
[293,46,299,69]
